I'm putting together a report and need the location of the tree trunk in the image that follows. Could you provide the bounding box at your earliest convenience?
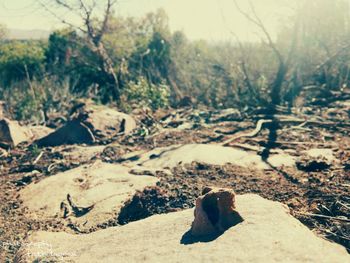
[95,42,120,101]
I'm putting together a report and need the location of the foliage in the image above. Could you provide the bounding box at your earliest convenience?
[0,41,45,86]
[121,77,169,111]
[45,29,79,74]
[277,0,350,105]
[1,77,73,123]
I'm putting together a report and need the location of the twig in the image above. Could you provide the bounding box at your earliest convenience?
[221,119,272,146]
[39,1,87,34]
[233,0,283,62]
[47,163,57,173]
[337,201,350,210]
[315,42,350,72]
[278,118,350,128]
[255,115,350,128]
[323,229,350,241]
[24,64,36,100]
[295,212,350,223]
[283,121,311,131]
[33,151,44,165]
[246,138,336,147]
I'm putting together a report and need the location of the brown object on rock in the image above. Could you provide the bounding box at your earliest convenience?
[0,118,32,147]
[191,187,243,237]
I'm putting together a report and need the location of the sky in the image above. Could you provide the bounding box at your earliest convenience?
[0,0,297,41]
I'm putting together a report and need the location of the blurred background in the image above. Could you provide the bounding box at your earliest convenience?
[0,0,349,122]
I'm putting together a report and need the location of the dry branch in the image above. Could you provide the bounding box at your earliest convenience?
[33,151,44,165]
[295,212,350,223]
[41,0,121,100]
[221,119,272,146]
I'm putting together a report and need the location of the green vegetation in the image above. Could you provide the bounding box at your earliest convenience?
[121,77,169,111]
[1,1,350,123]
[0,41,45,86]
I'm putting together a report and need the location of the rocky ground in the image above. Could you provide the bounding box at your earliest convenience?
[0,101,350,262]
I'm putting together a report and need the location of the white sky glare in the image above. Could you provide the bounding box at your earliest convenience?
[0,0,296,41]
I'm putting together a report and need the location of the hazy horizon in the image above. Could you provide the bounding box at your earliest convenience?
[0,0,298,42]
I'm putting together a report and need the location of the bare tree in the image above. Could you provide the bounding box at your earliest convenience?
[41,0,121,100]
[233,0,299,112]
[232,0,300,162]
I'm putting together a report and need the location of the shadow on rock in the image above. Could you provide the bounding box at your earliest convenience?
[181,229,222,244]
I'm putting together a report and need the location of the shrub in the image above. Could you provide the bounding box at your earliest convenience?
[122,77,169,111]
[1,77,73,123]
[0,41,45,86]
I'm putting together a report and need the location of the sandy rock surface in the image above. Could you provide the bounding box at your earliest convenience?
[131,144,296,169]
[16,194,349,263]
[19,161,158,230]
[59,145,106,161]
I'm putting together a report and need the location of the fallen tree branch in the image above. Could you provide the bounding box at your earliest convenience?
[221,114,349,147]
[295,212,350,223]
[220,119,272,146]
[246,138,337,147]
[323,230,350,242]
[256,115,350,128]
